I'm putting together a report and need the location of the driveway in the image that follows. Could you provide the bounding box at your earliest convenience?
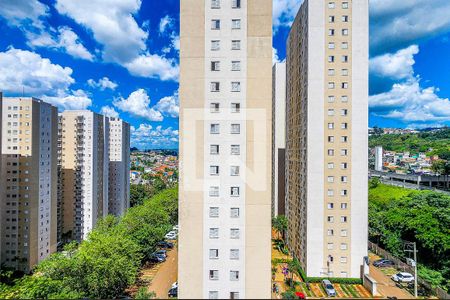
[369,265,414,299]
[147,244,178,298]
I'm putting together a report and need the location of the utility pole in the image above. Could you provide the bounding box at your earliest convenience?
[404,241,418,298]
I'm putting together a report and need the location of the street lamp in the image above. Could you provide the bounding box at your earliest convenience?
[404,242,418,298]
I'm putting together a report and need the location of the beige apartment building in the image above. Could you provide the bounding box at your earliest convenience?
[286,0,368,278]
[272,62,286,217]
[0,97,58,272]
[58,111,109,242]
[108,117,130,216]
[179,0,273,298]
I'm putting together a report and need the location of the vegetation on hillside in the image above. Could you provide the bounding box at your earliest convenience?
[369,128,450,159]
[0,188,178,299]
[369,179,450,291]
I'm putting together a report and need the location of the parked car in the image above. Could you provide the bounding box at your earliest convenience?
[373,259,395,268]
[322,279,336,297]
[392,272,415,283]
[171,282,178,289]
[157,241,174,249]
[149,253,165,263]
[154,250,167,258]
[173,225,179,231]
[168,286,178,298]
[165,231,177,240]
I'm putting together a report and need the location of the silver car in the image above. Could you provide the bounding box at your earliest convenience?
[322,279,337,297]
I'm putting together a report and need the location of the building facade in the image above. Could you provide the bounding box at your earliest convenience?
[108,117,130,216]
[179,0,273,298]
[272,62,287,217]
[374,146,383,171]
[0,97,58,272]
[286,0,368,278]
[58,111,109,242]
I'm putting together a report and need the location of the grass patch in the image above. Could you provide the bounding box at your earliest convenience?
[369,183,414,205]
[347,285,360,298]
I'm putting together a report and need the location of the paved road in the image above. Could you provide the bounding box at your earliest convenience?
[369,265,414,299]
[148,244,178,298]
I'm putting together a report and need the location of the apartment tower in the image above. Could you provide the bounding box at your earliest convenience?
[286,0,368,278]
[58,111,109,242]
[108,117,131,216]
[0,97,58,272]
[179,0,273,298]
[272,62,287,217]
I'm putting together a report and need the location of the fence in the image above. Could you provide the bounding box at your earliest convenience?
[368,241,450,299]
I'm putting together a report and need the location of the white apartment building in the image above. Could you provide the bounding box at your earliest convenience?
[108,117,130,216]
[59,111,109,242]
[179,0,273,298]
[272,62,286,217]
[286,0,368,278]
[0,97,58,272]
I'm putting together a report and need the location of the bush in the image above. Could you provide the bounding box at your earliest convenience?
[306,277,362,284]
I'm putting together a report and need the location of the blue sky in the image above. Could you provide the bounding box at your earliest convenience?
[1,0,450,149]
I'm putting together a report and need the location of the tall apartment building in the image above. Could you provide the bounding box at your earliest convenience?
[58,111,109,242]
[179,0,273,298]
[286,0,368,278]
[0,97,58,272]
[272,62,287,217]
[108,117,130,216]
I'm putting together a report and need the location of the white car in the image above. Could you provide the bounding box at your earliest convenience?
[165,231,177,240]
[392,272,414,283]
[173,225,180,231]
[172,282,178,289]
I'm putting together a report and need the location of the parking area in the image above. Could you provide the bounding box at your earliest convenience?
[146,243,178,298]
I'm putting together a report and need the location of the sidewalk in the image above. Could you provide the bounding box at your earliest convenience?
[369,265,414,299]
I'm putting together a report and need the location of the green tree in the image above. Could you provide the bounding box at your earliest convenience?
[130,184,151,207]
[134,287,156,299]
[272,215,288,240]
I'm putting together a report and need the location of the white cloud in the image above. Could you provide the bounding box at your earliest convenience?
[0,0,49,29]
[273,0,302,32]
[171,33,180,52]
[100,106,120,118]
[27,27,94,61]
[87,77,118,91]
[124,54,179,81]
[113,89,163,121]
[370,45,418,81]
[159,15,174,33]
[131,123,179,149]
[370,79,450,123]
[155,92,179,118]
[273,47,280,65]
[370,0,450,55]
[43,89,92,110]
[0,48,74,96]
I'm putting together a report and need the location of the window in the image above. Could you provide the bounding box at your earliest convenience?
[232,40,241,50]
[328,149,335,156]
[211,61,220,71]
[211,0,220,9]
[230,249,239,260]
[341,96,348,102]
[328,203,334,209]
[209,207,219,217]
[328,55,335,63]
[211,19,220,29]
[328,29,335,36]
[341,42,348,49]
[342,55,349,63]
[210,249,219,259]
[209,228,219,239]
[230,292,239,299]
[328,82,335,89]
[327,229,334,236]
[328,42,335,49]
[341,203,348,209]
[231,82,241,92]
[327,216,334,222]
[328,2,335,9]
[211,40,220,50]
[328,176,334,183]
[232,19,241,29]
[210,165,219,175]
[341,123,348,129]
[328,96,335,103]
[231,124,240,134]
[231,103,240,113]
[232,0,241,8]
[329,16,335,23]
[210,124,220,134]
[230,228,240,239]
[209,186,219,197]
[211,82,220,92]
[327,243,334,250]
[341,229,348,237]
[328,189,334,196]
[341,149,348,156]
[342,82,349,89]
[231,166,240,176]
[341,176,348,183]
[231,187,240,197]
[209,270,219,280]
[328,123,334,129]
[341,162,348,169]
[210,144,219,154]
[342,29,349,36]
[328,68,335,76]
[232,61,241,71]
[231,145,240,155]
[230,270,239,281]
[341,216,348,223]
[341,243,348,250]
[340,257,348,263]
[328,109,335,116]
[210,103,220,113]
[231,208,240,218]
[328,162,334,169]
[341,69,349,76]
[342,15,349,22]
[342,2,349,9]
[328,136,335,143]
